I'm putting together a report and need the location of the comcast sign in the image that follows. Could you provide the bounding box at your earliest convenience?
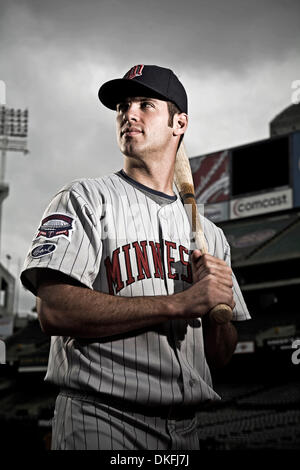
[230,188,293,219]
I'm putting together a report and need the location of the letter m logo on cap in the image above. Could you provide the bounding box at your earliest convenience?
[124,65,144,80]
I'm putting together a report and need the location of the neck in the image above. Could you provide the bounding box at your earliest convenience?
[123,152,176,196]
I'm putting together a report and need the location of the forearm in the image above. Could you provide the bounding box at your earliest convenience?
[202,315,238,369]
[37,282,174,338]
[36,255,236,339]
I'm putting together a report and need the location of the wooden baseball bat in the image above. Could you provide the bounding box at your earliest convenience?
[174,142,233,324]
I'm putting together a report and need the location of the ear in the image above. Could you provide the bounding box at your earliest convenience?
[173,113,188,136]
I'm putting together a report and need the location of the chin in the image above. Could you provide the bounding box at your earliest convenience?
[122,144,146,159]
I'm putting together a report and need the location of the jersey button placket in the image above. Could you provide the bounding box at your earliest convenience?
[158,210,173,295]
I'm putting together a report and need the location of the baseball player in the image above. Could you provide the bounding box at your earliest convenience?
[20,64,250,450]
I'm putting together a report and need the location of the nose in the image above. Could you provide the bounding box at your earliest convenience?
[123,102,140,122]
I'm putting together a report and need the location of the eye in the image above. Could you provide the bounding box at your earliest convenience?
[117,103,128,113]
[141,101,154,109]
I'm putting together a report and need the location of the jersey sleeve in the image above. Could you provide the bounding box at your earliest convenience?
[220,229,251,322]
[20,183,103,296]
[206,217,250,322]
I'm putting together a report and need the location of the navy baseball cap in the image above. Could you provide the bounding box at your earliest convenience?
[98,64,188,114]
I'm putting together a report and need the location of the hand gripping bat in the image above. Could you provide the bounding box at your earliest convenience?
[174,142,233,324]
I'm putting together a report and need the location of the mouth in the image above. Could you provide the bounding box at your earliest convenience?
[121,127,143,137]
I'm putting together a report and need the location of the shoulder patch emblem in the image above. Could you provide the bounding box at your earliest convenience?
[36,213,75,240]
[31,243,57,258]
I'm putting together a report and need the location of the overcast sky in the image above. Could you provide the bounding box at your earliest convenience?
[0,0,299,314]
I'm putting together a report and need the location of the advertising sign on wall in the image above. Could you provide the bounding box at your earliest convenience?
[191,150,230,204]
[230,188,293,219]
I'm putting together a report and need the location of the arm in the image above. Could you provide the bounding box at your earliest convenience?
[36,270,172,337]
[202,315,238,368]
[36,265,235,338]
[190,249,238,368]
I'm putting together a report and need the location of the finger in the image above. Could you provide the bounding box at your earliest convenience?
[208,283,235,311]
[192,255,229,280]
[196,253,229,268]
[216,283,235,310]
[196,258,232,276]
[195,269,233,287]
[194,259,233,284]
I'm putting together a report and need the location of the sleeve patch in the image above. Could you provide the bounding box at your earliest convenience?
[36,213,75,240]
[31,243,57,258]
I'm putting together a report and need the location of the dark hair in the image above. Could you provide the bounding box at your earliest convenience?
[167,101,184,147]
[167,101,180,126]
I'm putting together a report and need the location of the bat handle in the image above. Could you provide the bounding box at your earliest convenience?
[209,303,233,324]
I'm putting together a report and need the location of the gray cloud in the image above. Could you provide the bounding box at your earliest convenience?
[2,0,300,70]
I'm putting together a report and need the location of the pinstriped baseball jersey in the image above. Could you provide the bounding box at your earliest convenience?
[21,170,250,408]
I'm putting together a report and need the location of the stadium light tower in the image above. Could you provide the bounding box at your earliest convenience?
[0,106,29,178]
[0,106,29,254]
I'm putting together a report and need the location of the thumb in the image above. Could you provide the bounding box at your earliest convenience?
[191,249,202,262]
[191,249,202,283]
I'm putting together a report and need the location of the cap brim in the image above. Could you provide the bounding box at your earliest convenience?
[98,79,167,110]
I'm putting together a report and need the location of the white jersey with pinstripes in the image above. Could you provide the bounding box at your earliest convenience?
[21,171,250,408]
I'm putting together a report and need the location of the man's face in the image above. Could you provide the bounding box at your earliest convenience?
[116,96,175,159]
